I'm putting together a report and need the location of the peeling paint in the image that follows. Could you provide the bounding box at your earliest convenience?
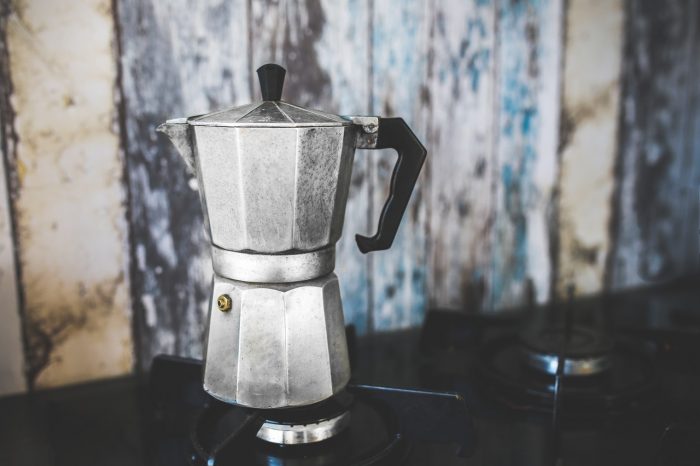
[6,0,133,387]
[427,0,495,311]
[117,0,251,368]
[490,0,562,309]
[371,0,431,329]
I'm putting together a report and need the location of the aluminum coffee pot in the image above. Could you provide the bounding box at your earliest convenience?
[158,64,426,409]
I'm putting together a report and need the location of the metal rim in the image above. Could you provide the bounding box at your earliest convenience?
[256,411,351,445]
[522,349,613,376]
[211,245,335,283]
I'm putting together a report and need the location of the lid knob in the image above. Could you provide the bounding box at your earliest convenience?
[256,63,286,101]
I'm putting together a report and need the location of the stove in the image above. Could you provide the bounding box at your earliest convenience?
[418,276,700,465]
[1,277,699,466]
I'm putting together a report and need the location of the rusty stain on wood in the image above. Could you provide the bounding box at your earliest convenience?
[609,0,700,288]
[5,0,133,388]
[555,0,624,297]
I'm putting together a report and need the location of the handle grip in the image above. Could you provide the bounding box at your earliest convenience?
[356,117,427,253]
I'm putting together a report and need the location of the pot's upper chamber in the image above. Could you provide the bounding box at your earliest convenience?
[189,64,357,254]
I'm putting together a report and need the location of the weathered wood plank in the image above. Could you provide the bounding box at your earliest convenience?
[6,0,132,388]
[0,138,25,396]
[426,0,496,312]
[608,0,700,288]
[489,0,562,309]
[117,0,251,369]
[555,0,624,297]
[0,4,25,393]
[368,0,432,329]
[248,0,372,332]
[686,5,700,275]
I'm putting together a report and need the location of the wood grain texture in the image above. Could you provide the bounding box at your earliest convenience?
[117,0,251,369]
[6,0,132,388]
[369,0,431,329]
[489,0,562,309]
[247,0,372,333]
[555,0,624,297]
[426,0,496,312]
[609,0,700,288]
[0,3,25,394]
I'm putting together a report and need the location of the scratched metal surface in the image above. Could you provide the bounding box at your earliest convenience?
[246,0,372,334]
[1,0,700,391]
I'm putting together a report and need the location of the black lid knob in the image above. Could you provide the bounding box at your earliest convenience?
[256,63,286,101]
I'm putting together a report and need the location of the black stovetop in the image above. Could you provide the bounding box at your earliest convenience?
[1,277,699,466]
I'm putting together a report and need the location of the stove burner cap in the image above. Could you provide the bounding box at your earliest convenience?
[520,326,614,376]
[256,410,351,445]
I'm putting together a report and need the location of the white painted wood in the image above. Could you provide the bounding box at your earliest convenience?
[556,0,624,297]
[6,0,132,388]
[427,0,497,311]
[0,146,25,395]
[489,0,563,308]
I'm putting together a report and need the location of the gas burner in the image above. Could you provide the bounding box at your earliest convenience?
[257,411,351,445]
[519,326,614,376]
[477,335,660,418]
[149,355,476,466]
[253,391,354,445]
[190,393,404,466]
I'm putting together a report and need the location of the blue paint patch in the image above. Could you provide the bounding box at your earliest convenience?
[489,0,549,309]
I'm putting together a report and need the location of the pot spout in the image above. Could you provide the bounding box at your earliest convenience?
[157,118,195,174]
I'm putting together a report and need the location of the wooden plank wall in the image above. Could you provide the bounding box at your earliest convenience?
[609,0,700,289]
[0,0,699,391]
[1,0,133,390]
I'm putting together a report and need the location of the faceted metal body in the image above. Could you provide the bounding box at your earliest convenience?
[193,125,356,254]
[157,94,381,410]
[204,273,350,409]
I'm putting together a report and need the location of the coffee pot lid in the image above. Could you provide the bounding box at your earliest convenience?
[188,64,349,128]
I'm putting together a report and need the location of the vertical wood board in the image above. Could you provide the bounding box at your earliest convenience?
[556,0,624,297]
[0,150,24,396]
[609,0,700,288]
[427,0,496,312]
[6,0,133,388]
[370,0,432,330]
[0,1,25,396]
[0,12,25,394]
[489,0,562,309]
[117,0,251,369]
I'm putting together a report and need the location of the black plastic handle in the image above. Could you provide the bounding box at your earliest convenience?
[356,117,427,253]
[256,63,286,101]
